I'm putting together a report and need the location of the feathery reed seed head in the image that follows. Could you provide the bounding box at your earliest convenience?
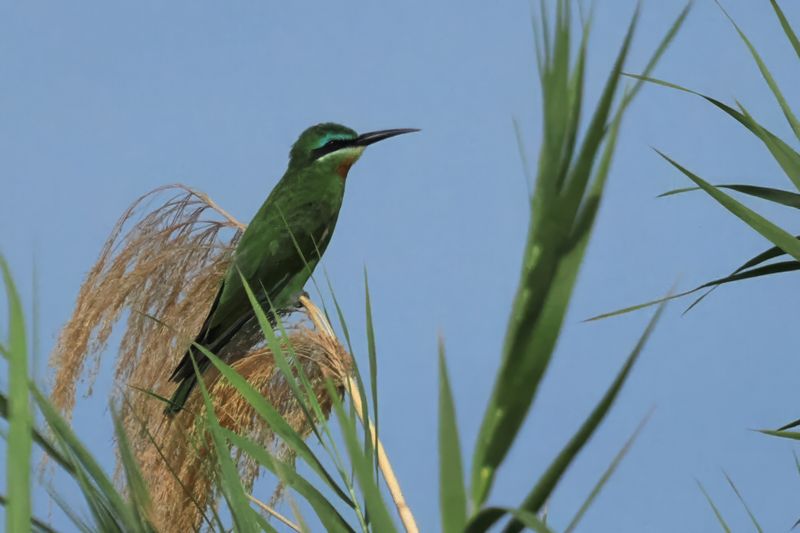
[47,184,352,531]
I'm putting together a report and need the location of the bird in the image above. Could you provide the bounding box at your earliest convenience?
[164,123,418,415]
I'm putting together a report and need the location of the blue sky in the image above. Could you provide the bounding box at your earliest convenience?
[3,1,800,531]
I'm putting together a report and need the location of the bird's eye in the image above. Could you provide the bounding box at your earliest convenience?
[325,139,338,147]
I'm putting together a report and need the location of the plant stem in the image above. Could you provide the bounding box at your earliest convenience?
[247,494,301,532]
[300,296,419,533]
[345,375,418,533]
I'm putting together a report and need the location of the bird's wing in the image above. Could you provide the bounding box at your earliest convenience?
[167,200,335,383]
[166,271,290,384]
[166,273,225,382]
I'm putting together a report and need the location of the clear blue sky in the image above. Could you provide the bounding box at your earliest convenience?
[2,1,800,531]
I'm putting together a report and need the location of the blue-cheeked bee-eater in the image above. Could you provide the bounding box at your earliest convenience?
[165,123,418,414]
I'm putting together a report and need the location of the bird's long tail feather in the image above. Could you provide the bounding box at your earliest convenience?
[164,368,203,416]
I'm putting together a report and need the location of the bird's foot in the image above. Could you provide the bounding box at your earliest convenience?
[290,289,311,309]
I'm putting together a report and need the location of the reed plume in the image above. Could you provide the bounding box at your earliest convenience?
[48,184,352,531]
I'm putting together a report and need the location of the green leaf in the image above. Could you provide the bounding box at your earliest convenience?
[758,429,800,440]
[243,272,368,528]
[223,429,355,533]
[739,101,800,191]
[364,268,380,479]
[46,487,94,533]
[776,414,800,431]
[0,392,77,478]
[564,411,652,533]
[504,509,556,533]
[110,407,152,531]
[190,352,259,533]
[723,471,763,533]
[769,0,800,59]
[697,481,732,533]
[618,2,692,112]
[243,273,326,447]
[626,74,800,190]
[470,3,639,508]
[658,150,800,262]
[470,1,687,508]
[465,507,556,533]
[2,256,32,533]
[587,259,800,321]
[659,183,800,209]
[438,338,467,533]
[193,342,354,508]
[0,494,58,533]
[716,0,800,141]
[502,300,665,533]
[121,393,222,531]
[560,4,637,222]
[32,386,141,531]
[794,449,800,477]
[322,270,375,475]
[328,381,398,533]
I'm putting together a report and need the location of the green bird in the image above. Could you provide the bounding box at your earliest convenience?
[165,123,417,415]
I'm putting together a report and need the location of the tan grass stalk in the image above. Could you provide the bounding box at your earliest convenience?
[300,296,419,533]
[247,494,301,532]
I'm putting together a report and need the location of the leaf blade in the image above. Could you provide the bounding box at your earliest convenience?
[438,339,467,533]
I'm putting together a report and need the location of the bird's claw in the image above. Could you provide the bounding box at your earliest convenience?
[290,290,310,310]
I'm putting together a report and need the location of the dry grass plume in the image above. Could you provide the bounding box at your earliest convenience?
[48,184,352,531]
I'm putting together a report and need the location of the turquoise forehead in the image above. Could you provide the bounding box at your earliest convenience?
[316,131,356,148]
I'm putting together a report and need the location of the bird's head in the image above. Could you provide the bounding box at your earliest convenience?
[289,122,418,178]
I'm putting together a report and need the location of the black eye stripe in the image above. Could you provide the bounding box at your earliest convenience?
[312,138,351,159]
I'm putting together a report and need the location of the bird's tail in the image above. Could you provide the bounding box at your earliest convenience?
[164,374,198,416]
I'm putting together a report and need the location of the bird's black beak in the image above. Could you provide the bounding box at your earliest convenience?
[353,128,420,147]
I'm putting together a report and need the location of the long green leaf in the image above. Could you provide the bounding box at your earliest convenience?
[626,74,800,190]
[246,274,369,529]
[190,352,258,533]
[110,407,152,531]
[194,342,354,508]
[46,487,93,533]
[364,269,380,479]
[618,2,691,112]
[0,494,58,533]
[560,6,637,221]
[32,386,139,531]
[698,481,732,533]
[723,471,763,533]
[770,0,800,58]
[470,4,639,508]
[0,392,76,477]
[716,0,800,140]
[122,393,221,531]
[245,274,326,448]
[739,101,800,191]
[223,429,354,533]
[2,257,32,533]
[438,338,467,533]
[465,507,556,533]
[758,429,800,440]
[658,151,800,262]
[328,381,398,533]
[659,183,800,209]
[502,301,665,533]
[324,270,373,449]
[564,411,652,533]
[587,260,800,321]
